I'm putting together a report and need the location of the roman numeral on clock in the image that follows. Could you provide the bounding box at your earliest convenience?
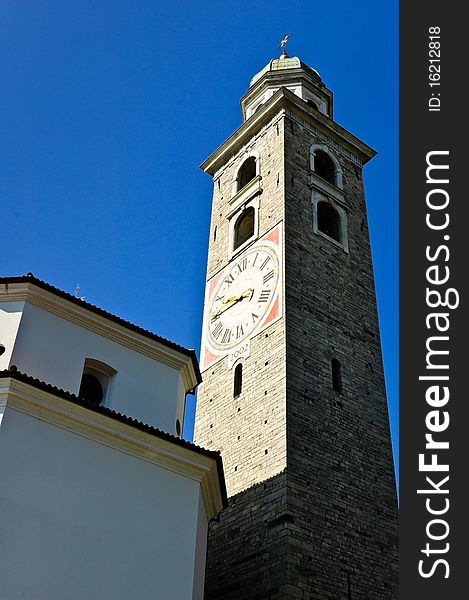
[251,313,259,323]
[221,328,232,344]
[260,257,271,270]
[236,324,244,338]
[212,322,223,339]
[224,274,234,286]
[263,271,274,284]
[259,290,270,303]
[237,258,247,272]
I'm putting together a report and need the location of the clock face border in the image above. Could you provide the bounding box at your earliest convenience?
[200,222,283,371]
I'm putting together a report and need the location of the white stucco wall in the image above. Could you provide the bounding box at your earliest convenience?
[7,302,185,433]
[0,301,25,371]
[0,405,204,600]
[192,490,209,600]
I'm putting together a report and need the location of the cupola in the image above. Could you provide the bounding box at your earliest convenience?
[240,51,333,121]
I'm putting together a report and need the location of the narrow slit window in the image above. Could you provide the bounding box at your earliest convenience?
[347,573,352,600]
[331,358,342,393]
[234,363,243,397]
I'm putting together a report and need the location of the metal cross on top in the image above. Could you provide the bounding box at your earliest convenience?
[277,33,293,55]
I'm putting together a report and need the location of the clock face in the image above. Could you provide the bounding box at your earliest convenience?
[206,242,280,352]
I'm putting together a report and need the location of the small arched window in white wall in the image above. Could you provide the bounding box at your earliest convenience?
[310,145,343,189]
[79,373,104,406]
[78,358,117,407]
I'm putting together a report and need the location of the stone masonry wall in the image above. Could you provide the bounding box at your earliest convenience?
[194,114,288,497]
[194,100,398,599]
[283,109,398,598]
[194,113,293,599]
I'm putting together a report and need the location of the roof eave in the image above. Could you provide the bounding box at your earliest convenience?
[0,370,228,512]
[0,276,202,390]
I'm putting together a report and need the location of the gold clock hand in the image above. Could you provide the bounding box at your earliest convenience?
[240,287,254,300]
[214,296,242,317]
[212,288,254,319]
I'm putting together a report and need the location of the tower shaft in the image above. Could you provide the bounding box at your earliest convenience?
[194,58,398,599]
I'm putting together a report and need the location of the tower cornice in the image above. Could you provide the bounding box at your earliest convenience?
[200,87,376,177]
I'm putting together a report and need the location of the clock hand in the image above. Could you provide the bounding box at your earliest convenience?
[212,288,254,318]
[213,297,242,318]
[224,288,254,306]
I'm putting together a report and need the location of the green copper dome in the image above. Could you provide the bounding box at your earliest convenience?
[250,55,322,87]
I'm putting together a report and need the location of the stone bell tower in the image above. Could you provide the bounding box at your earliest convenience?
[194,48,398,600]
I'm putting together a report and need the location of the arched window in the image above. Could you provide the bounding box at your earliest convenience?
[233,207,255,250]
[78,358,116,407]
[317,202,341,243]
[79,373,104,406]
[314,150,336,184]
[307,99,319,110]
[234,363,243,397]
[331,358,342,393]
[238,157,257,191]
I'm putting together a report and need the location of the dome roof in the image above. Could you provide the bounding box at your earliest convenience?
[250,55,322,87]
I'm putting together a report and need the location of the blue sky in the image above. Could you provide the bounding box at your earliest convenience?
[1,1,398,474]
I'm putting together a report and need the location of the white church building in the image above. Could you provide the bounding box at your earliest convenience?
[0,273,227,600]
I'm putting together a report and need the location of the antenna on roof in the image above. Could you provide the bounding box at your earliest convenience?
[74,283,86,302]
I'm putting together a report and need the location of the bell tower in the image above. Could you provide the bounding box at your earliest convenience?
[194,50,398,599]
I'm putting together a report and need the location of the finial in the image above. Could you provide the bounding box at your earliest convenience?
[276,33,293,58]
